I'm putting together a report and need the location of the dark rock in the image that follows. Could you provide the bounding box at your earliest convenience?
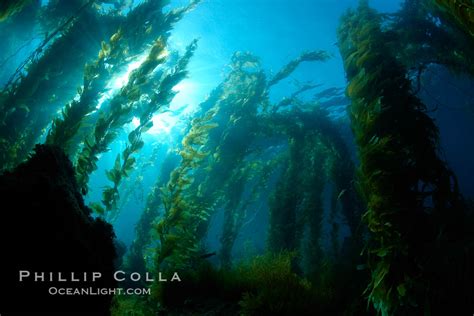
[0,144,117,315]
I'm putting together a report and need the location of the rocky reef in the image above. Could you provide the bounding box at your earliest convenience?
[0,144,117,315]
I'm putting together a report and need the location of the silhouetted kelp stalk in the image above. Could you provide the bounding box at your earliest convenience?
[0,1,138,169]
[273,82,323,111]
[267,50,330,87]
[101,40,198,221]
[338,1,472,314]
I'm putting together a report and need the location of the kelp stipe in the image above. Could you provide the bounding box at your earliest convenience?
[338,1,474,314]
[100,40,198,221]
[155,108,219,271]
[124,150,180,280]
[267,50,330,87]
[75,38,168,195]
[262,106,362,278]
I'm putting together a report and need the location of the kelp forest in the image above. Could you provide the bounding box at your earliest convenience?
[0,0,473,315]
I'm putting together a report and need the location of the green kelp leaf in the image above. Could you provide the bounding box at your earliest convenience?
[134,139,144,152]
[373,263,389,289]
[114,154,121,170]
[103,186,117,199]
[102,186,118,210]
[90,202,106,216]
[128,129,138,143]
[159,234,179,258]
[124,157,136,173]
[141,120,153,133]
[196,212,209,221]
[357,264,368,271]
[84,137,95,151]
[186,243,200,254]
[156,221,165,236]
[105,169,116,183]
[397,284,406,297]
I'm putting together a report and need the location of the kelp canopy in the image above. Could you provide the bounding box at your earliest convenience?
[1,0,474,315]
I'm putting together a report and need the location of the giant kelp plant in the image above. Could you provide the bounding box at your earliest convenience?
[338,1,474,314]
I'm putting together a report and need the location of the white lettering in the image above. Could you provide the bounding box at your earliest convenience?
[34,272,45,282]
[92,272,102,282]
[158,272,167,282]
[171,272,181,282]
[145,272,154,282]
[19,270,30,281]
[58,272,66,282]
[130,272,141,281]
[114,271,125,282]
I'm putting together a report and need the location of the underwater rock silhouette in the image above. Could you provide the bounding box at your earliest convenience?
[0,144,117,315]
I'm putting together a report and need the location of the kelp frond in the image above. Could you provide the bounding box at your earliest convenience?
[267,50,330,87]
[338,1,469,314]
[75,38,168,193]
[100,40,198,221]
